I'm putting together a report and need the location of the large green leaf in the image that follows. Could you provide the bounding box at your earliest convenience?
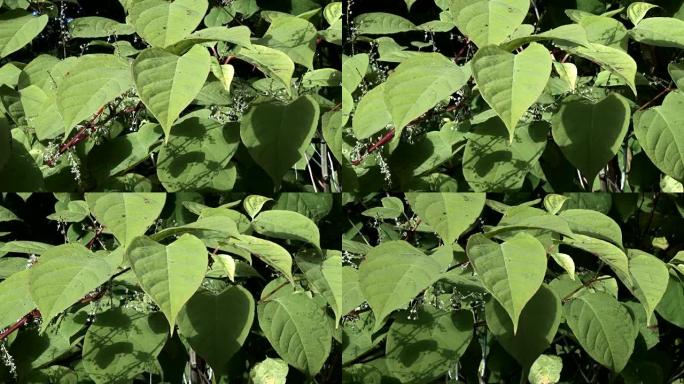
[56,54,134,137]
[385,307,473,383]
[471,43,552,140]
[630,17,684,49]
[156,117,239,192]
[559,209,622,247]
[252,209,320,249]
[295,250,342,324]
[85,193,166,250]
[382,53,468,132]
[462,118,548,191]
[0,269,35,329]
[353,12,416,34]
[128,0,208,48]
[342,266,364,316]
[466,232,547,333]
[68,16,135,38]
[656,270,684,328]
[627,249,669,325]
[19,84,64,140]
[565,43,637,95]
[82,308,168,384]
[564,291,636,373]
[358,241,443,332]
[260,14,317,69]
[633,90,684,182]
[551,93,630,184]
[231,234,294,283]
[29,243,113,331]
[258,286,332,376]
[448,0,529,47]
[233,44,295,94]
[126,234,208,330]
[405,192,486,244]
[351,82,392,139]
[0,10,48,58]
[563,234,632,287]
[177,286,254,372]
[132,45,211,140]
[240,95,319,187]
[485,285,561,368]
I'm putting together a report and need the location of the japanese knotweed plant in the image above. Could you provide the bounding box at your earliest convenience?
[0,0,342,193]
[341,192,684,383]
[343,1,684,193]
[0,192,341,383]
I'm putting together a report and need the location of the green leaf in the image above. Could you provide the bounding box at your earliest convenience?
[382,53,468,132]
[56,54,134,137]
[466,232,547,333]
[240,95,319,187]
[656,270,684,328]
[29,243,113,331]
[0,240,53,254]
[405,192,486,244]
[528,355,562,384]
[564,291,636,372]
[342,266,364,316]
[630,17,684,49]
[633,90,684,182]
[626,2,659,25]
[342,53,369,93]
[627,249,669,326]
[448,0,529,47]
[166,26,252,53]
[0,269,35,329]
[0,205,18,222]
[177,286,254,372]
[128,0,208,48]
[485,285,561,368]
[244,195,274,219]
[88,122,163,183]
[132,45,211,140]
[233,44,295,94]
[551,93,630,184]
[258,287,332,376]
[295,250,342,324]
[19,84,64,140]
[68,17,135,38]
[85,193,166,250]
[252,209,320,249]
[232,234,294,283]
[559,209,623,247]
[353,12,416,34]
[259,14,317,69]
[150,215,239,242]
[565,43,637,95]
[156,117,239,192]
[358,241,443,331]
[563,234,632,287]
[351,82,392,139]
[250,358,289,384]
[462,118,548,191]
[502,23,591,50]
[82,308,168,384]
[471,43,552,140]
[0,10,48,58]
[385,307,473,383]
[126,234,208,331]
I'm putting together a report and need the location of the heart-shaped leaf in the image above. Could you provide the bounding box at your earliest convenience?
[406,192,486,245]
[466,232,547,333]
[252,210,320,249]
[126,234,208,331]
[240,95,319,187]
[132,45,211,140]
[552,93,630,184]
[471,43,552,141]
[128,0,208,48]
[177,286,254,372]
[448,0,529,47]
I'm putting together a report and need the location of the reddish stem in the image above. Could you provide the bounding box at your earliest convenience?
[352,128,395,166]
[0,309,40,342]
[636,85,672,112]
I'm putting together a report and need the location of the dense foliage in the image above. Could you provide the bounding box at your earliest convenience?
[0,192,341,383]
[343,1,684,193]
[342,192,684,383]
[0,0,341,192]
